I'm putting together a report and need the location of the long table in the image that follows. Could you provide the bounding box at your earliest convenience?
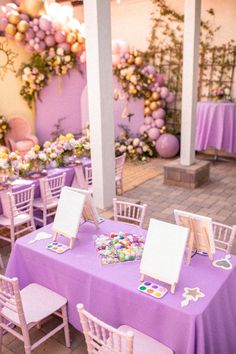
[5,220,236,354]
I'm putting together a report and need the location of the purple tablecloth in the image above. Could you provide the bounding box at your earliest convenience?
[5,220,236,354]
[195,101,236,153]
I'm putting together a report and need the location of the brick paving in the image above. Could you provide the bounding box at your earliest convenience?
[1,155,236,353]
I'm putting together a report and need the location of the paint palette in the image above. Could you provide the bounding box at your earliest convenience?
[138,281,168,299]
[47,242,70,254]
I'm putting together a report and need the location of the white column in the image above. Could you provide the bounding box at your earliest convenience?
[84,0,116,209]
[180,0,201,166]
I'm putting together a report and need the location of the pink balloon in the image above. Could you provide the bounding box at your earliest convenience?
[139,125,148,135]
[5,3,18,12]
[57,42,70,52]
[20,13,29,21]
[0,6,6,16]
[34,43,40,51]
[155,134,179,158]
[25,43,33,52]
[118,40,129,54]
[36,30,45,40]
[0,17,8,31]
[45,35,55,47]
[155,119,165,128]
[55,31,66,43]
[112,54,120,66]
[152,108,166,120]
[33,25,39,32]
[156,74,165,87]
[33,18,39,25]
[38,41,46,52]
[166,92,175,104]
[160,87,169,99]
[112,40,120,54]
[151,123,156,128]
[29,39,35,46]
[148,127,160,140]
[146,65,156,75]
[144,116,153,125]
[80,52,86,63]
[39,16,52,32]
[25,28,35,40]
[34,37,40,44]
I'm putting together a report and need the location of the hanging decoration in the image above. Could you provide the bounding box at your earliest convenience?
[0,39,18,80]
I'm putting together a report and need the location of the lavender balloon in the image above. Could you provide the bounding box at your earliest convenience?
[25,28,34,40]
[45,35,55,47]
[155,119,165,128]
[166,92,175,104]
[152,108,166,120]
[55,31,66,43]
[0,17,8,31]
[139,125,148,135]
[155,134,179,158]
[160,87,169,99]
[144,116,153,125]
[39,16,52,32]
[148,127,160,140]
[57,42,70,52]
[36,30,45,40]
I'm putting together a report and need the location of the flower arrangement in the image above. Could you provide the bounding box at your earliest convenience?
[75,136,91,158]
[211,84,232,101]
[0,115,10,145]
[45,48,77,77]
[18,54,49,108]
[24,144,48,172]
[0,151,21,181]
[115,126,157,162]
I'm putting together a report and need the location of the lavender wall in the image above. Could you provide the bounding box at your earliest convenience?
[36,67,144,143]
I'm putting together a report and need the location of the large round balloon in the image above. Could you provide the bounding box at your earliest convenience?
[155,133,180,158]
[20,0,45,18]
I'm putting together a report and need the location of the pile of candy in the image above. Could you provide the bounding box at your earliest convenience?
[95,231,145,265]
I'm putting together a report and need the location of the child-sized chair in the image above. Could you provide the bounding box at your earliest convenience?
[77,303,173,354]
[113,198,147,228]
[212,221,236,254]
[0,275,70,354]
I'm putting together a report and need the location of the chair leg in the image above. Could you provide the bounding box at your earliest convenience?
[22,328,31,354]
[0,255,3,269]
[10,225,15,250]
[0,318,3,354]
[61,305,70,348]
[43,209,47,227]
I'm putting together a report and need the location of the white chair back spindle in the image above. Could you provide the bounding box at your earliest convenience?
[84,167,93,191]
[9,185,35,219]
[113,198,147,228]
[212,222,236,254]
[115,154,126,195]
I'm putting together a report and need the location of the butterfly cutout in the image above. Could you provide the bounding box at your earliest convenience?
[212,255,232,270]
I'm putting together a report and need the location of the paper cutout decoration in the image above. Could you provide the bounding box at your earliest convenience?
[140,218,189,294]
[212,255,232,270]
[29,232,52,244]
[174,210,215,265]
[181,287,205,307]
[52,187,100,248]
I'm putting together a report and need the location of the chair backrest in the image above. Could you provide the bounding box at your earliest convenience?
[212,222,236,254]
[77,304,134,354]
[6,116,32,141]
[40,173,66,203]
[8,184,35,218]
[0,274,27,327]
[85,167,93,189]
[113,198,147,228]
[115,153,126,179]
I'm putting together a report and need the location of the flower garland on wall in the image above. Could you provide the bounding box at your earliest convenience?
[0,0,85,108]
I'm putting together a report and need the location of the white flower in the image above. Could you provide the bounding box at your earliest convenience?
[224,88,230,95]
[38,74,45,81]
[50,152,57,159]
[38,152,47,161]
[56,48,64,56]
[119,145,127,153]
[25,150,37,160]
[133,138,140,147]
[143,145,149,152]
[24,67,31,75]
[127,145,133,152]
[22,74,29,82]
[65,55,71,62]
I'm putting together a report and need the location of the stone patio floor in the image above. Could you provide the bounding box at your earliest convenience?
[1,154,236,353]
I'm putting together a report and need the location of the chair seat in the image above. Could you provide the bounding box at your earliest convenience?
[33,197,59,210]
[118,325,173,354]
[15,140,34,152]
[2,283,67,326]
[0,213,31,227]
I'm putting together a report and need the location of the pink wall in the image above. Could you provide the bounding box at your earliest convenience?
[36,67,144,143]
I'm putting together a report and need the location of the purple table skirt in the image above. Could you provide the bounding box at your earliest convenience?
[5,220,236,354]
[195,102,236,153]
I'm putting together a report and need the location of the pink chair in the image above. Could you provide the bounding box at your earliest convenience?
[5,116,38,156]
[212,222,236,254]
[33,173,66,226]
[0,185,35,249]
[0,275,70,354]
[113,198,147,228]
[77,304,173,354]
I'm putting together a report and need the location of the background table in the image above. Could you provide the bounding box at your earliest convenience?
[6,220,236,354]
[195,101,236,153]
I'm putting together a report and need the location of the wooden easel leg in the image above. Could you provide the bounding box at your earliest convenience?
[69,238,75,249]
[53,232,58,242]
[170,283,176,294]
[140,274,145,282]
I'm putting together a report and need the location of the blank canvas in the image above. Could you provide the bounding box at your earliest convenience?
[140,218,189,285]
[53,187,86,239]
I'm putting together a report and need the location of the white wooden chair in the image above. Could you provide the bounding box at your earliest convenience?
[77,304,173,354]
[85,166,93,193]
[33,173,66,226]
[115,153,126,195]
[0,275,70,354]
[0,185,35,249]
[113,198,147,228]
[212,222,236,254]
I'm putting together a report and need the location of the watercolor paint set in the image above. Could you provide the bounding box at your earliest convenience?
[138,281,168,299]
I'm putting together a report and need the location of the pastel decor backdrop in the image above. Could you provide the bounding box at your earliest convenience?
[155,133,180,158]
[0,38,33,130]
[36,64,87,144]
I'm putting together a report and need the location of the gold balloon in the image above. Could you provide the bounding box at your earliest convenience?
[14,32,25,42]
[127,56,134,64]
[67,32,76,44]
[71,42,80,53]
[8,11,20,25]
[17,20,29,33]
[144,99,150,106]
[76,33,83,44]
[156,100,162,108]
[152,92,160,101]
[144,107,151,116]
[134,56,143,66]
[0,146,9,154]
[20,0,45,18]
[5,23,17,36]
[150,101,157,111]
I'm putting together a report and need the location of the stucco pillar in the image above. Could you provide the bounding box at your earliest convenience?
[180,0,201,166]
[84,0,116,209]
